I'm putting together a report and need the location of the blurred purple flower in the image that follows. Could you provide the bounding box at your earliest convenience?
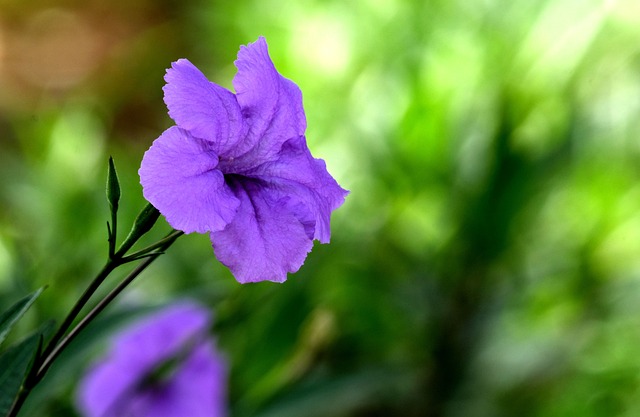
[76,302,226,417]
[139,36,348,283]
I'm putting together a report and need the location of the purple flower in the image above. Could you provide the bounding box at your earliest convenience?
[139,37,348,283]
[76,302,227,417]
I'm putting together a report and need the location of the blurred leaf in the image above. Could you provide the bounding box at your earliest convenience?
[252,368,417,417]
[0,330,41,416]
[0,288,44,348]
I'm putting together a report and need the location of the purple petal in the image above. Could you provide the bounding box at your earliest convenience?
[112,302,210,366]
[139,126,240,233]
[76,302,214,417]
[76,357,141,417]
[230,36,307,167]
[164,59,246,155]
[242,136,348,243]
[159,342,227,417]
[210,179,313,283]
[118,342,227,417]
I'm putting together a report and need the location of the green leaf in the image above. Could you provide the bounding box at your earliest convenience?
[106,156,121,213]
[252,368,417,417]
[0,331,41,417]
[0,288,44,348]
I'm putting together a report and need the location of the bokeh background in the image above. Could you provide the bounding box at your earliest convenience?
[2,0,640,416]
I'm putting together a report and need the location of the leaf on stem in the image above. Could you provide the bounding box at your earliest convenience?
[0,331,42,416]
[0,288,44,348]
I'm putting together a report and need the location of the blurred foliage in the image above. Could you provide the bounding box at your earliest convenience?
[2,0,640,416]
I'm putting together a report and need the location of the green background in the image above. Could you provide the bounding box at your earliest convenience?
[2,0,640,415]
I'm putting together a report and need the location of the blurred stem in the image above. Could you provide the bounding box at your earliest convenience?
[6,205,179,417]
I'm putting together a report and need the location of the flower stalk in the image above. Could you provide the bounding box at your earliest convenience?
[6,164,181,417]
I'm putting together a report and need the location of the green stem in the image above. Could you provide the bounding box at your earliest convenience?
[122,231,184,262]
[6,202,171,417]
[108,210,118,258]
[6,261,117,417]
[37,261,117,371]
[41,204,159,357]
[36,230,183,382]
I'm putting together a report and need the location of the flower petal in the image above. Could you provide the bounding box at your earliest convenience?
[120,342,227,417]
[76,359,141,417]
[231,36,306,166]
[112,302,210,366]
[210,179,313,283]
[139,126,240,233]
[76,302,213,417]
[164,59,246,155]
[161,342,227,417]
[243,136,348,243]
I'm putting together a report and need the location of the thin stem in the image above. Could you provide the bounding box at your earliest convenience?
[7,262,118,417]
[122,232,184,262]
[35,230,183,381]
[7,213,178,417]
[37,261,117,368]
[41,203,159,365]
[108,209,118,258]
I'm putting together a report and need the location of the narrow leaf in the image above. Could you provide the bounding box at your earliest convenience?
[0,332,40,416]
[0,288,44,348]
